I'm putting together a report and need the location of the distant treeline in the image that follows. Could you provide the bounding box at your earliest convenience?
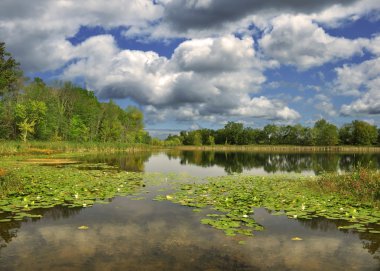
[166,120,380,146]
[0,42,149,143]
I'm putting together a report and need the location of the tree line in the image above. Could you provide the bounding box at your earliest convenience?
[0,42,149,143]
[166,119,380,146]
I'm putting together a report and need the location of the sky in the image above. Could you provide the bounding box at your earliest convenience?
[1,0,380,136]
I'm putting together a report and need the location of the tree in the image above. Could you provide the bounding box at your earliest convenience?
[69,115,89,142]
[313,119,338,146]
[0,42,22,95]
[17,119,35,142]
[193,131,202,146]
[351,120,378,146]
[224,122,244,145]
[207,135,215,146]
[14,100,47,141]
[263,124,280,145]
[99,101,123,142]
[339,123,354,145]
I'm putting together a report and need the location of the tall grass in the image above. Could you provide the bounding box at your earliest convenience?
[312,166,380,206]
[0,140,157,155]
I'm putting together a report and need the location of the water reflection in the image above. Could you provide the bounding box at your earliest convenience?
[0,205,84,249]
[171,151,380,175]
[81,151,153,172]
[84,150,380,175]
[0,197,379,270]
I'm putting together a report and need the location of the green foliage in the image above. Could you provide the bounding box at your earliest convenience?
[352,120,378,145]
[69,115,89,142]
[0,42,22,95]
[313,119,339,146]
[193,131,202,146]
[0,78,147,143]
[0,160,145,220]
[14,100,47,141]
[224,121,244,145]
[163,172,380,237]
[179,120,376,147]
[339,120,378,146]
[315,166,380,203]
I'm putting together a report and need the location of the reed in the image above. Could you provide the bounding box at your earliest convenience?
[311,166,380,206]
[0,141,157,155]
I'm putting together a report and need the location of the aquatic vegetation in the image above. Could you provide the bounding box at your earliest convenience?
[163,174,380,236]
[1,154,380,239]
[0,159,146,221]
[312,166,380,204]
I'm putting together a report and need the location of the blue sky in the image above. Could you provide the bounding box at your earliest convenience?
[1,0,380,136]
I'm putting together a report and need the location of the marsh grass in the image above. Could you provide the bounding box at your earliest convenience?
[0,141,155,155]
[0,171,27,198]
[313,166,380,206]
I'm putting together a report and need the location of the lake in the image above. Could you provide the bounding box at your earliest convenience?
[0,150,379,270]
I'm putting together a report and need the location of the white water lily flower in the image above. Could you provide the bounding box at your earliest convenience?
[242,214,248,218]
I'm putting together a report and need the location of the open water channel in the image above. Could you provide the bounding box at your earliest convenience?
[0,150,379,270]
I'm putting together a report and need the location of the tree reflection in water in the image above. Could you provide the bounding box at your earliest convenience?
[167,151,380,175]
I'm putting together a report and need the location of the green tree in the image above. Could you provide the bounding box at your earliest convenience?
[339,123,354,145]
[224,122,244,145]
[15,100,47,141]
[99,101,123,142]
[0,42,22,95]
[351,120,378,146]
[263,124,280,145]
[193,131,202,146]
[313,119,338,146]
[207,135,215,145]
[69,115,89,142]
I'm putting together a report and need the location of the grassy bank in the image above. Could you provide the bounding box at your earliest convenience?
[174,144,380,153]
[1,141,380,155]
[0,141,159,155]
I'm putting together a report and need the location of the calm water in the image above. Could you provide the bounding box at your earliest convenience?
[1,150,380,270]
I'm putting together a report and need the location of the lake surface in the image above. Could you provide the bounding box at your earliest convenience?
[1,150,380,270]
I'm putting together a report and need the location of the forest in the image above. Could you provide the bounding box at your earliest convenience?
[166,120,380,146]
[0,42,150,144]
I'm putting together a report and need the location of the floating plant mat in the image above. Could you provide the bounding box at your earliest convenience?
[0,158,198,222]
[0,162,147,222]
[160,175,380,236]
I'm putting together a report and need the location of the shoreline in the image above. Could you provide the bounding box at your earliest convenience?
[172,145,380,153]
